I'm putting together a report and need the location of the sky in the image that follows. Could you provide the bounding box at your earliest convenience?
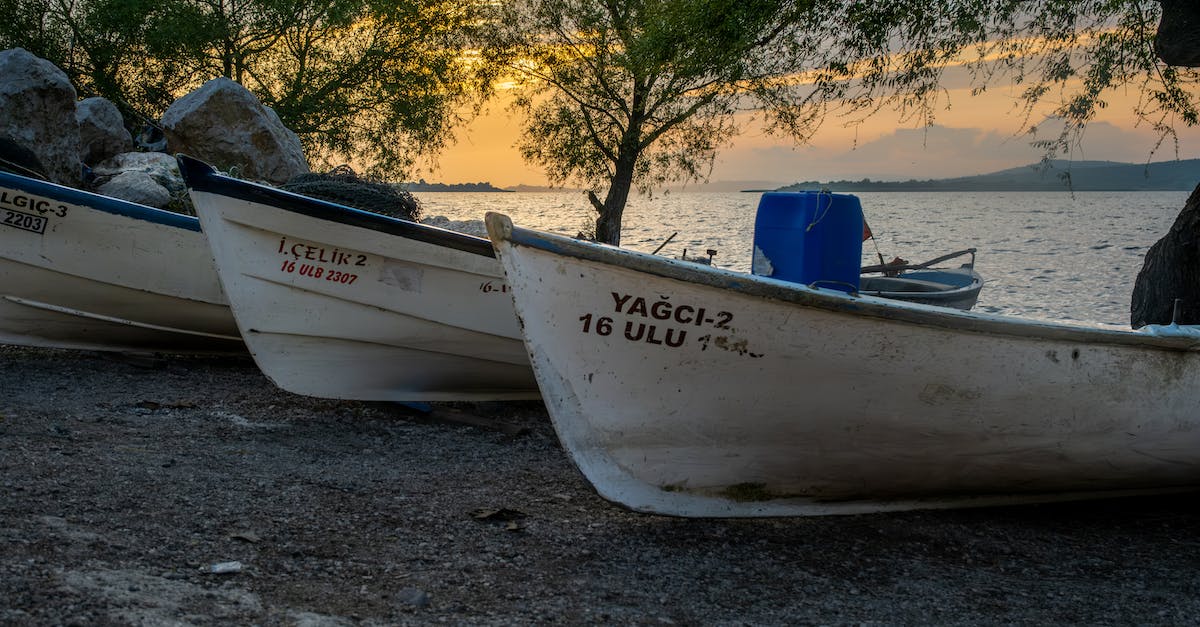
[415,75,1200,190]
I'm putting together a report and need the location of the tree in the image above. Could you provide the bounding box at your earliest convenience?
[481,0,827,244]
[150,0,485,176]
[817,2,1198,174]
[0,0,176,119]
[481,0,1199,245]
[0,0,484,178]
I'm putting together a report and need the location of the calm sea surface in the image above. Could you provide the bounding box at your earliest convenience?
[418,190,1192,326]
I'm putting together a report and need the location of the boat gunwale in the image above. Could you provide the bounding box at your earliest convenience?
[177,154,495,259]
[486,212,1197,352]
[0,169,201,232]
[2,294,242,341]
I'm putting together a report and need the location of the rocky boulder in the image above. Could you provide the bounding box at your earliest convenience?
[0,48,80,186]
[96,170,172,208]
[161,77,308,185]
[89,151,186,210]
[77,97,132,166]
[421,215,487,237]
[91,152,184,194]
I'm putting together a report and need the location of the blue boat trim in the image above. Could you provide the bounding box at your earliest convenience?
[176,155,495,258]
[0,170,201,232]
[492,213,1198,352]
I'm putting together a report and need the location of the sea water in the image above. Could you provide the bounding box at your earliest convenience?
[417,190,1191,326]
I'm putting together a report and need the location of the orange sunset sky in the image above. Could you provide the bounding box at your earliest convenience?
[418,74,1200,190]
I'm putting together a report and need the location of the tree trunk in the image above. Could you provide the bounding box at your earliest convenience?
[1130,182,1200,327]
[594,152,637,246]
[1155,0,1200,67]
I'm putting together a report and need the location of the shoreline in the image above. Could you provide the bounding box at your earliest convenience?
[3,344,1198,624]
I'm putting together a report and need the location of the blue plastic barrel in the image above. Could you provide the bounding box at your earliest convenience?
[751,191,863,292]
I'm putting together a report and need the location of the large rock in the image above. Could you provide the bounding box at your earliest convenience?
[421,215,486,237]
[91,151,184,197]
[76,97,132,166]
[161,77,308,184]
[96,170,171,208]
[0,48,80,185]
[1131,182,1200,327]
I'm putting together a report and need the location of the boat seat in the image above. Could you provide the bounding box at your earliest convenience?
[860,277,955,293]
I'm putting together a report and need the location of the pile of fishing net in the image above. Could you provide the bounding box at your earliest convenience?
[281,165,421,221]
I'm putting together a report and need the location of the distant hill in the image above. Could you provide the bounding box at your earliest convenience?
[401,180,509,192]
[777,159,1200,192]
[504,184,581,192]
[664,179,789,192]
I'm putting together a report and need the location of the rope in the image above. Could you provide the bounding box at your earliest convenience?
[0,155,49,181]
[866,219,886,266]
[805,189,834,232]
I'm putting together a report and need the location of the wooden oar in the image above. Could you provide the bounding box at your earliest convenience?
[861,248,976,274]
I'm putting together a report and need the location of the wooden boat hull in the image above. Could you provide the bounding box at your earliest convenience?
[180,156,538,401]
[486,212,1200,517]
[0,170,241,353]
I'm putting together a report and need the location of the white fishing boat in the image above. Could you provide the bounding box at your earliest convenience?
[485,212,1200,517]
[0,168,241,353]
[179,155,538,401]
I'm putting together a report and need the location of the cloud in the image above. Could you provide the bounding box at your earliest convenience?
[713,121,1200,184]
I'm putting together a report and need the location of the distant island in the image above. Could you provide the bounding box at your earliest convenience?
[504,184,581,192]
[399,180,582,192]
[775,159,1200,192]
[398,159,1198,193]
[400,180,510,192]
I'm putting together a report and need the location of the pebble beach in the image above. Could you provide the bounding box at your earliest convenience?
[2,344,1199,625]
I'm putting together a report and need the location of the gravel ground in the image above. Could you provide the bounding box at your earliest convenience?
[2,344,1199,625]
